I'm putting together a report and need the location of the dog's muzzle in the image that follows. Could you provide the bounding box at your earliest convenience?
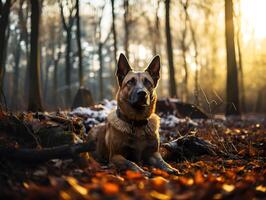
[129,88,150,108]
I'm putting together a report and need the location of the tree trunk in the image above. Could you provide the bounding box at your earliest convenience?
[255,87,266,113]
[225,0,240,116]
[123,0,129,59]
[28,0,43,111]
[154,1,161,55]
[236,0,246,113]
[182,0,200,105]
[111,0,118,67]
[188,20,199,106]
[14,0,28,110]
[65,30,72,106]
[12,34,22,110]
[98,42,104,100]
[44,59,51,102]
[144,14,157,56]
[0,0,12,94]
[180,0,189,102]
[181,45,188,101]
[53,49,61,108]
[1,25,10,99]
[165,0,177,97]
[59,1,75,107]
[110,0,118,93]
[236,26,245,113]
[22,2,30,105]
[76,0,83,87]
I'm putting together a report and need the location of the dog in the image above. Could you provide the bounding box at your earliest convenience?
[88,53,178,175]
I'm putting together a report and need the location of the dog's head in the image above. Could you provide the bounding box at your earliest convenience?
[116,53,160,120]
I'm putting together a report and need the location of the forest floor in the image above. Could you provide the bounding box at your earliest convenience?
[0,100,265,200]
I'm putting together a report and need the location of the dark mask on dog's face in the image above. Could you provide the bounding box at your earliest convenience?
[116,54,160,110]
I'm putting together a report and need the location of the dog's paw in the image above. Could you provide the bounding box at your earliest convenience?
[164,166,180,175]
[142,170,152,178]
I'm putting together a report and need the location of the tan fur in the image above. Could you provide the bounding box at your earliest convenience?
[116,71,157,121]
[93,110,160,163]
[107,110,160,135]
[122,71,155,87]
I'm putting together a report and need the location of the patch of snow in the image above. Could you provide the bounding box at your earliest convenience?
[103,99,117,110]
[85,118,100,128]
[169,98,181,103]
[71,100,200,130]
[70,99,117,127]
[160,115,198,128]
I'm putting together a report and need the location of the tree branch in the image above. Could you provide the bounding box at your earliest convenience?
[59,0,68,30]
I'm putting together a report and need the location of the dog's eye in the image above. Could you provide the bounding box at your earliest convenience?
[127,78,136,86]
[144,78,152,87]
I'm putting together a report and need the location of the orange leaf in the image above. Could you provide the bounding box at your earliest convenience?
[222,184,235,192]
[256,185,266,192]
[194,170,204,184]
[150,191,171,200]
[179,177,194,186]
[102,182,119,195]
[152,168,169,177]
[125,170,143,179]
[151,176,168,187]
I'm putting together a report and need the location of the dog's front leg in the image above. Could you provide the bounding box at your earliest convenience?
[111,154,150,176]
[148,152,179,174]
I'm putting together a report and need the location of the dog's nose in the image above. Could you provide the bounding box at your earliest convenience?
[137,91,147,99]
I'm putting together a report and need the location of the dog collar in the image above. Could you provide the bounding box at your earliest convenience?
[116,109,148,127]
[107,110,160,136]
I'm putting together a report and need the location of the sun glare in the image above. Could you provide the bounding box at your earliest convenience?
[241,0,266,42]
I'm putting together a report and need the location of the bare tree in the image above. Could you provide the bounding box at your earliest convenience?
[165,0,177,97]
[53,43,62,108]
[75,0,83,87]
[59,0,76,107]
[110,0,118,92]
[28,0,43,111]
[111,0,118,67]
[154,1,161,55]
[95,5,105,101]
[179,0,189,102]
[22,1,30,104]
[123,0,129,59]
[143,0,161,56]
[0,0,12,95]
[235,0,246,112]
[225,0,240,115]
[184,1,200,106]
[12,0,25,109]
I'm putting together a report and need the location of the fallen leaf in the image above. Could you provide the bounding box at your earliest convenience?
[102,182,119,195]
[125,170,143,179]
[222,184,235,192]
[256,185,266,192]
[150,191,171,200]
[60,191,72,200]
[194,170,204,184]
[151,176,169,187]
[65,177,88,196]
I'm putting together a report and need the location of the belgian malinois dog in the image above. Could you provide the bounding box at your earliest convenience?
[89,54,178,175]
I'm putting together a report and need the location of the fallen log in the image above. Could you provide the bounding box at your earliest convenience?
[162,135,218,161]
[0,114,38,146]
[156,98,209,119]
[0,141,95,162]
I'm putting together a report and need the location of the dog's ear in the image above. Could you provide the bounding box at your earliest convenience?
[116,53,132,86]
[145,55,160,87]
